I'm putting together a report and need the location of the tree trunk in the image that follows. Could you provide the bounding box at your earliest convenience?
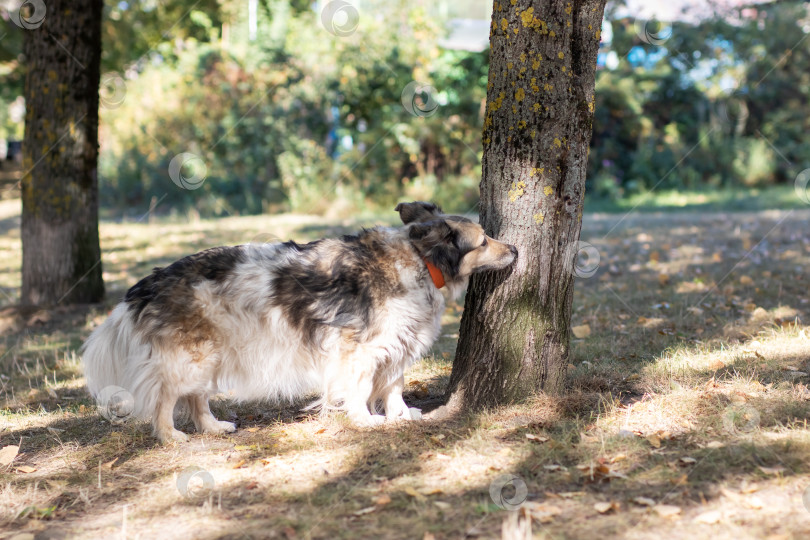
[21,0,105,306]
[446,0,606,409]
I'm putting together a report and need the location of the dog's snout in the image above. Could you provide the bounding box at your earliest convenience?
[509,245,518,259]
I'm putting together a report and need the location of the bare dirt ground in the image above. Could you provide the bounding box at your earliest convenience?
[1,199,809,539]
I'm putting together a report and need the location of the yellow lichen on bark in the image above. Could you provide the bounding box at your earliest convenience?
[508,181,526,202]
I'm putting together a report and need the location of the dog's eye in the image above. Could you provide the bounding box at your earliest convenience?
[480,238,488,247]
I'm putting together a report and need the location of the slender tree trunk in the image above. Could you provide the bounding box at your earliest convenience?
[21,0,105,306]
[446,0,606,409]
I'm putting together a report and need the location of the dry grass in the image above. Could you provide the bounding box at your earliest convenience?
[1,201,810,539]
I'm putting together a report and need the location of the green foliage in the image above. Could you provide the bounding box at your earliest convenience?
[4,0,810,212]
[588,2,810,200]
[96,0,488,216]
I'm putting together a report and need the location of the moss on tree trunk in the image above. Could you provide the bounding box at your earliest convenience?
[21,0,105,306]
[446,0,606,410]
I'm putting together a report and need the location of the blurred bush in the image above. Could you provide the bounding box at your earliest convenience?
[3,0,809,215]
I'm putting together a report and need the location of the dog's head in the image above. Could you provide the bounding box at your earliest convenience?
[395,201,518,289]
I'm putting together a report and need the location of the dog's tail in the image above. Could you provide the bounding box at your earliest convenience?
[81,303,156,420]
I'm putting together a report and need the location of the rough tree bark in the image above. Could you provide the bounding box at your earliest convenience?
[445,0,607,409]
[21,0,105,305]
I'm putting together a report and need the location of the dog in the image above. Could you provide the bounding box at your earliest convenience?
[81,202,518,442]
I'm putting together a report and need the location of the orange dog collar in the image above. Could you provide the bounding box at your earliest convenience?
[422,258,445,289]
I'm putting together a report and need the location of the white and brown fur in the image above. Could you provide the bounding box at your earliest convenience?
[82,202,517,442]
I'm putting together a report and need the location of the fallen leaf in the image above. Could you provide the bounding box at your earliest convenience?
[653,504,682,518]
[709,359,725,370]
[245,427,260,433]
[245,481,259,490]
[0,445,20,467]
[705,441,724,449]
[739,276,754,286]
[556,491,586,499]
[694,510,722,524]
[526,433,549,443]
[646,434,662,448]
[572,324,591,338]
[232,460,246,469]
[315,428,326,434]
[678,457,697,466]
[101,458,118,470]
[375,494,391,506]
[594,501,617,514]
[404,486,426,501]
[757,465,785,476]
[433,501,451,510]
[632,497,656,507]
[610,454,627,463]
[543,464,565,471]
[658,273,670,286]
[523,501,563,523]
[670,474,688,486]
[352,506,376,516]
[17,466,37,474]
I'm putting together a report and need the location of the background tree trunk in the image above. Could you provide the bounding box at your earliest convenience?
[21,0,105,306]
[446,0,607,409]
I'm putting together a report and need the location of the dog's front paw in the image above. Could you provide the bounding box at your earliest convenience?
[407,407,423,420]
[202,420,237,435]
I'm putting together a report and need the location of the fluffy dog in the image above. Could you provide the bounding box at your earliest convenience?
[82,202,517,442]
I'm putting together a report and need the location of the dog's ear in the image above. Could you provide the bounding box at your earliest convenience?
[407,220,461,279]
[395,201,443,224]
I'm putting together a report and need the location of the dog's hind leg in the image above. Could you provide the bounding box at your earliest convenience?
[153,387,190,443]
[188,393,236,435]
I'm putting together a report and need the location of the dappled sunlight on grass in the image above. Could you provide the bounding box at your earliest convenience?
[0,205,809,537]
